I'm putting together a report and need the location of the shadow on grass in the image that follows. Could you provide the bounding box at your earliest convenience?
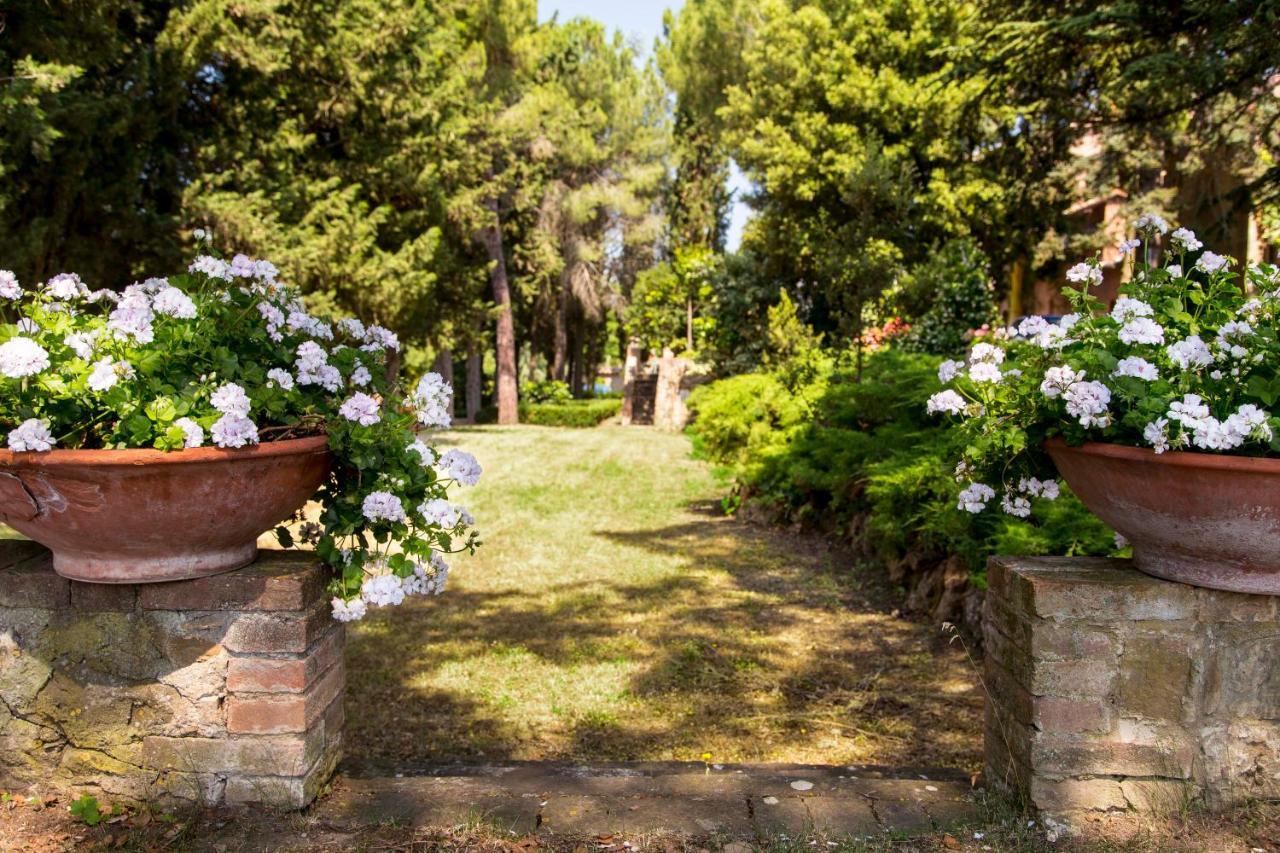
[344,511,982,775]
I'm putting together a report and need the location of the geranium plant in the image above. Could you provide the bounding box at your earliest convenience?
[926,215,1280,517]
[0,235,479,621]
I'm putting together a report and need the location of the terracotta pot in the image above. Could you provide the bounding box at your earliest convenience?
[1046,436,1280,594]
[0,435,330,584]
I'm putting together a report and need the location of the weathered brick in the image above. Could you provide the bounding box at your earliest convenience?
[1027,566,1198,622]
[227,625,344,693]
[1030,777,1126,813]
[1033,696,1109,735]
[1032,659,1115,699]
[143,731,323,776]
[1033,735,1194,779]
[138,551,326,612]
[223,600,331,654]
[224,741,342,808]
[0,549,67,608]
[1194,588,1278,623]
[0,549,345,810]
[70,581,137,612]
[1117,635,1194,722]
[1119,779,1201,813]
[227,659,344,734]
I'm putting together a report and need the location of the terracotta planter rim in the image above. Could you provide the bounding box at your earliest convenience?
[1044,435,1280,475]
[0,433,328,468]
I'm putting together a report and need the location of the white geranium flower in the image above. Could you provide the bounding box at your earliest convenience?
[1066,262,1103,286]
[1119,317,1164,345]
[361,574,406,607]
[1168,394,1211,430]
[1166,264,1183,278]
[957,483,995,513]
[362,324,400,352]
[87,356,132,392]
[44,273,86,301]
[927,390,967,415]
[173,417,205,448]
[1196,251,1229,274]
[1167,335,1213,369]
[1064,380,1111,428]
[0,270,22,300]
[350,364,372,387]
[1001,492,1032,518]
[969,342,1004,365]
[337,318,366,339]
[1112,356,1159,381]
[1017,316,1049,338]
[152,286,197,319]
[1169,228,1202,252]
[1040,365,1083,399]
[1018,477,1059,500]
[266,368,294,390]
[1216,321,1254,345]
[437,448,482,486]
[7,418,55,452]
[63,330,98,360]
[410,372,453,428]
[407,439,438,465]
[210,414,259,448]
[1143,418,1170,453]
[1191,417,1244,451]
[1227,404,1272,442]
[1111,297,1154,323]
[189,255,231,280]
[1134,212,1169,235]
[1118,238,1141,254]
[339,392,381,426]
[418,498,463,528]
[969,362,1003,384]
[362,490,407,523]
[108,288,154,343]
[331,596,367,622]
[0,337,50,378]
[937,360,963,383]
[211,383,251,417]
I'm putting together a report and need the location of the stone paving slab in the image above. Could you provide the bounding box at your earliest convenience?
[321,763,979,841]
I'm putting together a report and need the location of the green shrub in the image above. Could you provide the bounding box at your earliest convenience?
[688,347,1113,578]
[519,399,621,427]
[524,379,573,404]
[898,239,997,356]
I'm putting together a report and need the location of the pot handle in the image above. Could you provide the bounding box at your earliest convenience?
[0,473,40,522]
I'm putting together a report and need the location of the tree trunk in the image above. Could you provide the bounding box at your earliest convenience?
[479,199,519,424]
[686,298,694,352]
[551,278,569,382]
[466,344,482,423]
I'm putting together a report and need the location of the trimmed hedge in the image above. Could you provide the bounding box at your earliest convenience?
[520,399,621,427]
[476,398,622,427]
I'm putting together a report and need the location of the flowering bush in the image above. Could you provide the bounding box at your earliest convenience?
[0,237,480,621]
[927,215,1280,516]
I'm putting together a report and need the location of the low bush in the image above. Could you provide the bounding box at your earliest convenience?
[687,347,1113,583]
[520,398,621,428]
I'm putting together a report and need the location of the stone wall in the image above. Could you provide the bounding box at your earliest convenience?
[0,540,343,808]
[984,555,1280,817]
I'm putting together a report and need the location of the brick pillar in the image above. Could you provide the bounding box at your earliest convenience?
[983,555,1280,817]
[0,540,343,808]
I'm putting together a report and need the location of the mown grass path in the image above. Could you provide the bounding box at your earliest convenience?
[345,425,982,772]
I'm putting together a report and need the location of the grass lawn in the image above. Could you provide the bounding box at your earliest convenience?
[345,424,983,772]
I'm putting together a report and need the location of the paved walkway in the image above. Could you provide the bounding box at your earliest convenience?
[325,762,979,841]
